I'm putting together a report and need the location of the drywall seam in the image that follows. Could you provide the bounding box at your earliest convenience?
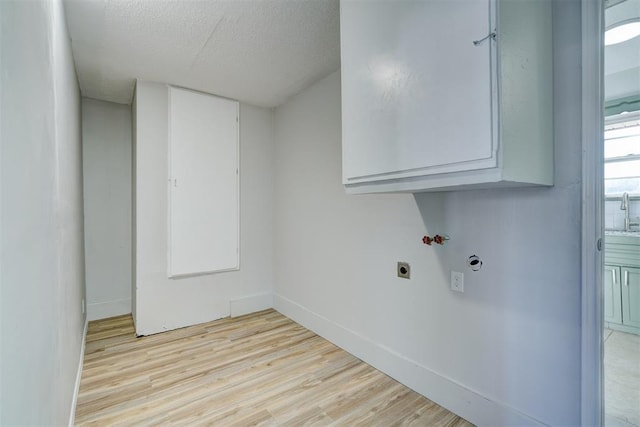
[229,292,273,317]
[68,317,88,427]
[273,293,545,427]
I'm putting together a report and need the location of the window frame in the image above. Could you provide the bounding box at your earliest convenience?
[604,111,640,194]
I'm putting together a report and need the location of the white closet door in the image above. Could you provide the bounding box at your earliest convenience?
[168,87,239,278]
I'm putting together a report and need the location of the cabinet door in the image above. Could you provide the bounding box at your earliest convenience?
[604,265,622,325]
[621,266,640,328]
[341,0,497,185]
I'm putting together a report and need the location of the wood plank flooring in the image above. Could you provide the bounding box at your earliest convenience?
[75,309,473,426]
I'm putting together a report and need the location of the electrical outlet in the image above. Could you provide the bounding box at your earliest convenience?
[397,262,410,279]
[81,298,86,314]
[451,271,464,292]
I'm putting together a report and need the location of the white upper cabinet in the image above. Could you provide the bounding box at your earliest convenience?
[340,0,553,194]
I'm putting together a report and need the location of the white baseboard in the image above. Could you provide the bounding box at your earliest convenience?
[273,293,543,427]
[87,298,131,321]
[230,292,273,317]
[68,317,88,427]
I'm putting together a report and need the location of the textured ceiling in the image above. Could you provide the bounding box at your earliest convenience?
[64,0,340,107]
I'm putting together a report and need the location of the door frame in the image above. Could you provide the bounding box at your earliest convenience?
[581,0,605,425]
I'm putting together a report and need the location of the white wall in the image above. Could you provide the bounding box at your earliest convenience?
[132,91,138,325]
[134,81,274,335]
[0,0,86,424]
[82,98,132,320]
[273,2,582,426]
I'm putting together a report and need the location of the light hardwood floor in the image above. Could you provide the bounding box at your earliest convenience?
[75,309,473,426]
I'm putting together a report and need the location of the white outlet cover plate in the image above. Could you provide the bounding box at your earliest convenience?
[451,271,464,292]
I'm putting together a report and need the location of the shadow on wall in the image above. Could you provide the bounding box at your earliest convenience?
[412,184,581,416]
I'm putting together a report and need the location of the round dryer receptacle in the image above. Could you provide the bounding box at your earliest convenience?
[467,255,483,271]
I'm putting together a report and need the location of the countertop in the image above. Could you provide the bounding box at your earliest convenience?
[605,230,640,238]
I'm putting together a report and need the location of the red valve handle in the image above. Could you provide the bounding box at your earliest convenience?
[422,234,449,246]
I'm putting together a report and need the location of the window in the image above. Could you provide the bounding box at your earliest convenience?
[604,114,640,194]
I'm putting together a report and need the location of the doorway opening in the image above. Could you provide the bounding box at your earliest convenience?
[602,0,640,425]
